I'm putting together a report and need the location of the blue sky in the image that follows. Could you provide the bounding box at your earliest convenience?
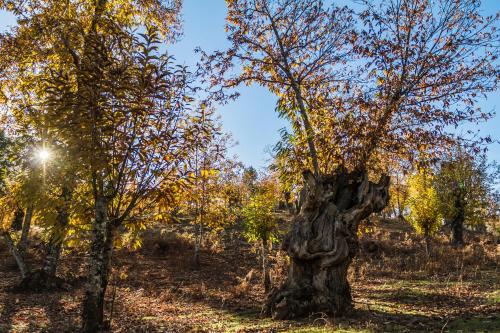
[1,0,499,170]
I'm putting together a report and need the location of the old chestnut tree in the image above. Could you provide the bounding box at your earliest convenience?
[201,0,500,319]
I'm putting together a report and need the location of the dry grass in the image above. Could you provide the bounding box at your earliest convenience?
[0,219,498,332]
[355,218,498,280]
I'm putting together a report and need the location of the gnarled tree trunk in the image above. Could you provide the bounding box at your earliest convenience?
[265,169,389,319]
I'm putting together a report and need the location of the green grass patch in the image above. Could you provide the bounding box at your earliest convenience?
[284,327,374,333]
[447,316,499,332]
[485,290,500,305]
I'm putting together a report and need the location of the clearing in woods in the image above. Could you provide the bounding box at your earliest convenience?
[0,219,498,332]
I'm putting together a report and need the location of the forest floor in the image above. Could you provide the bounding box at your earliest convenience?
[0,219,498,332]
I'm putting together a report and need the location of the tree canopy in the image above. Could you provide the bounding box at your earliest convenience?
[0,0,499,330]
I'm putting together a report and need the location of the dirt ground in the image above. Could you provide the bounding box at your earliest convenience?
[0,220,499,332]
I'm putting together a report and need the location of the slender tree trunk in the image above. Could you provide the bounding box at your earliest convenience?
[284,192,295,214]
[290,83,319,177]
[2,208,31,279]
[42,186,72,279]
[17,187,73,291]
[42,204,70,279]
[42,236,65,279]
[451,193,465,247]
[194,222,203,267]
[265,4,319,176]
[262,236,271,293]
[102,222,116,300]
[450,216,464,247]
[18,205,33,256]
[82,195,109,333]
[295,187,306,215]
[79,2,111,330]
[424,228,432,258]
[265,169,389,319]
[2,231,29,279]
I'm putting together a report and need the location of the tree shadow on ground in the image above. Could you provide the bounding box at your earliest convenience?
[0,253,82,332]
[0,291,16,332]
[0,285,81,332]
[366,286,487,310]
[345,308,444,332]
[109,245,456,332]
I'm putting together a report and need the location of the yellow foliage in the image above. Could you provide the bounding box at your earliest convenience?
[406,169,441,236]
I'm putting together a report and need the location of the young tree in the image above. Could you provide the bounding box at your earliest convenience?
[389,172,409,221]
[242,176,280,292]
[0,197,30,278]
[381,161,411,220]
[202,0,499,318]
[435,148,499,246]
[0,133,32,279]
[0,133,47,281]
[406,168,441,256]
[0,129,10,195]
[0,115,84,290]
[22,180,76,290]
[181,108,237,266]
[75,29,191,332]
[242,166,258,196]
[1,1,189,331]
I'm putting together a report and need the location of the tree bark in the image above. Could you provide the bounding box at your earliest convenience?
[42,193,71,279]
[2,231,29,279]
[102,221,117,300]
[262,236,271,293]
[10,207,24,231]
[18,204,33,256]
[82,195,109,333]
[3,208,31,279]
[265,169,389,319]
[194,222,203,267]
[424,229,432,258]
[42,233,65,279]
[18,188,73,291]
[450,215,464,247]
[450,192,465,247]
